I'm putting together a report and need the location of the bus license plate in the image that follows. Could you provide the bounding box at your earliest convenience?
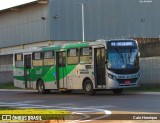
[125,80,131,84]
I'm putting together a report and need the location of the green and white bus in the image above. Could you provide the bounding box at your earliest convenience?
[13,39,140,95]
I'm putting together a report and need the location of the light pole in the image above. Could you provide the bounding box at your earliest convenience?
[77,3,86,42]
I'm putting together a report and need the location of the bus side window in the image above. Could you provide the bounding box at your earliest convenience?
[15,54,23,68]
[44,51,54,66]
[59,52,66,67]
[80,47,92,64]
[32,52,43,66]
[67,48,79,65]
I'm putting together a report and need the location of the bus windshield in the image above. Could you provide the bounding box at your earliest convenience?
[107,48,139,70]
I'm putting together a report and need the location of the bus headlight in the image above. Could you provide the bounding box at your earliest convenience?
[138,73,141,78]
[108,74,117,80]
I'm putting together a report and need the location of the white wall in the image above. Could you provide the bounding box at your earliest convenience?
[140,57,160,85]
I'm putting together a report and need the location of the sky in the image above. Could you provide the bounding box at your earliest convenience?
[0,0,37,10]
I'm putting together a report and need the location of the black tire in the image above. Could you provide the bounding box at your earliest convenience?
[84,80,95,96]
[112,89,123,95]
[37,80,50,94]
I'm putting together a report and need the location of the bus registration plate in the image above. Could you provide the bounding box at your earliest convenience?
[125,80,131,84]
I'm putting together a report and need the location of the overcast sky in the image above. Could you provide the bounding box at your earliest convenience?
[0,0,37,10]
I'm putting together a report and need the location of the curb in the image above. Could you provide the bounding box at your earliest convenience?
[0,89,37,92]
[132,91,160,95]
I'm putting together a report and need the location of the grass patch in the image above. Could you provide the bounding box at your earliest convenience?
[0,83,19,89]
[0,108,69,115]
[0,107,70,121]
[0,107,17,110]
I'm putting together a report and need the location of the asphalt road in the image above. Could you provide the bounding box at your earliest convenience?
[0,89,160,122]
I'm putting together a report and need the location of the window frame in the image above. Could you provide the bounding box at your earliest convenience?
[15,54,23,68]
[32,52,43,67]
[33,52,43,60]
[44,51,54,59]
[67,48,79,65]
[15,54,23,61]
[80,47,92,64]
[80,47,92,56]
[43,50,55,66]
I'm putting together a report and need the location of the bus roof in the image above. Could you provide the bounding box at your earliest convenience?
[13,39,136,54]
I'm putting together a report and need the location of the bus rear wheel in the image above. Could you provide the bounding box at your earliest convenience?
[37,80,50,94]
[112,89,123,95]
[84,80,95,96]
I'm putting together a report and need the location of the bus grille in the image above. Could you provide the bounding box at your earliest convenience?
[117,78,137,84]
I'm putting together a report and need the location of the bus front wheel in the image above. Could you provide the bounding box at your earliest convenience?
[37,80,50,94]
[84,80,95,96]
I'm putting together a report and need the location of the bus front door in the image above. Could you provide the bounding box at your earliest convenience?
[56,52,67,90]
[94,48,106,88]
[24,54,32,88]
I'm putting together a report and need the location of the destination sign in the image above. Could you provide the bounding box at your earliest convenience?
[107,40,137,49]
[111,42,134,47]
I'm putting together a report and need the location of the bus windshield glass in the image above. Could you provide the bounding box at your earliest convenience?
[107,48,139,70]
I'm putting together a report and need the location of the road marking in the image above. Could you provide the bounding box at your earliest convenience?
[73,109,111,123]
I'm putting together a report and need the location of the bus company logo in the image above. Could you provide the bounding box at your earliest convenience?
[2,115,12,120]
[1,115,42,121]
[36,69,42,74]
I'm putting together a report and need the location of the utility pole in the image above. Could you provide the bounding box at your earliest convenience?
[77,3,86,42]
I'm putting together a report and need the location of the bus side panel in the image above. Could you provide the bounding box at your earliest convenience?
[13,67,25,89]
[13,54,26,89]
[41,66,57,89]
[66,64,94,90]
[28,66,53,89]
[65,65,77,89]
[57,64,76,89]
